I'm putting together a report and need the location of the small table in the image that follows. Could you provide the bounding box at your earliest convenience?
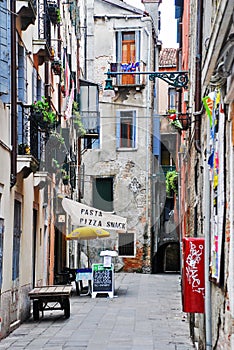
[76,268,92,296]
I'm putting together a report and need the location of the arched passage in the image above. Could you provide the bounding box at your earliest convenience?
[152,242,180,273]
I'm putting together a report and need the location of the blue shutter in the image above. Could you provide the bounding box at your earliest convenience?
[116,31,122,63]
[116,111,120,148]
[0,0,10,102]
[12,200,21,281]
[0,219,4,288]
[153,116,160,156]
[116,32,122,85]
[135,31,141,84]
[18,45,27,103]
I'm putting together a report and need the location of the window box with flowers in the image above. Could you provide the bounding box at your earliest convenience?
[30,97,57,131]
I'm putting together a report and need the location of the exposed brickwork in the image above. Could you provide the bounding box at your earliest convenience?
[123,243,143,272]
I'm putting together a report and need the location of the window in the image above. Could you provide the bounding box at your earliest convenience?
[83,137,99,150]
[168,87,176,111]
[117,110,136,149]
[116,31,141,85]
[161,143,170,166]
[0,218,3,289]
[93,177,113,211]
[80,80,100,149]
[0,1,10,100]
[12,200,22,281]
[118,232,135,256]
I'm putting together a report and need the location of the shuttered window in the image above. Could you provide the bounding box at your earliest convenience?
[12,200,22,281]
[116,31,141,85]
[0,0,10,98]
[0,218,4,288]
[116,110,136,149]
[18,44,27,103]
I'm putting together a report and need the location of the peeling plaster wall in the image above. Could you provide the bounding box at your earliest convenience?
[82,0,157,272]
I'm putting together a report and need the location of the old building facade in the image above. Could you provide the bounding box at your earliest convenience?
[0,0,81,339]
[75,0,162,273]
[177,0,234,348]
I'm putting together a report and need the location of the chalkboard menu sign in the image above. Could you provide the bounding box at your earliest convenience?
[92,263,114,298]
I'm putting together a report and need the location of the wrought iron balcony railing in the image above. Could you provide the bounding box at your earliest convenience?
[17,103,69,180]
[17,103,45,159]
[110,61,147,87]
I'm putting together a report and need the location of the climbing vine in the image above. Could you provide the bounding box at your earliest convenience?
[166,170,178,197]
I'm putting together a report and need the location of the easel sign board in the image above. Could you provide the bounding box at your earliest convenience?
[92,263,114,298]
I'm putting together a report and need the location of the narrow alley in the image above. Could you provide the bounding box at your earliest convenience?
[0,273,194,350]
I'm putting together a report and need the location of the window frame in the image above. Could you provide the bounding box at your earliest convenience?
[116,110,137,150]
[118,232,135,257]
[92,177,114,212]
[116,30,141,85]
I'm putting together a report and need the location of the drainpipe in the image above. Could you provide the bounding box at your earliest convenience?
[204,110,212,350]
[194,0,202,154]
[144,26,150,272]
[10,0,17,187]
[195,0,212,348]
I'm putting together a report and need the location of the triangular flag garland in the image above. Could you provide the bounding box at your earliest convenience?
[167,113,183,130]
[171,119,182,129]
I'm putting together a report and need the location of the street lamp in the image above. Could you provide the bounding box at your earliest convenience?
[104,69,189,90]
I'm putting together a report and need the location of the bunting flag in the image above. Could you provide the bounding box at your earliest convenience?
[172,120,182,129]
[168,113,177,121]
[64,79,74,120]
[202,95,213,127]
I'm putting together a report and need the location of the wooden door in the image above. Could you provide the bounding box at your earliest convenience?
[122,32,135,85]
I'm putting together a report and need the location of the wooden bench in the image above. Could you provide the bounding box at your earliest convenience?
[28,285,72,320]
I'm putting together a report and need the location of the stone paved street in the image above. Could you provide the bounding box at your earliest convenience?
[0,273,194,350]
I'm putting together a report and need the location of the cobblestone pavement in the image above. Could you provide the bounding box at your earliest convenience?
[0,273,194,349]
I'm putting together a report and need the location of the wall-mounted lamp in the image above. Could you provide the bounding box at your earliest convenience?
[104,69,189,90]
[104,70,114,90]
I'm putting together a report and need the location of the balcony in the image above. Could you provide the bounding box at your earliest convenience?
[16,0,37,31]
[79,79,100,136]
[17,103,47,178]
[110,61,146,89]
[33,1,52,65]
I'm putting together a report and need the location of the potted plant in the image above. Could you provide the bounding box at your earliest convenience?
[51,59,62,75]
[177,113,191,130]
[72,101,86,136]
[49,131,65,147]
[18,143,30,155]
[31,97,57,131]
[61,169,70,185]
[166,170,178,197]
